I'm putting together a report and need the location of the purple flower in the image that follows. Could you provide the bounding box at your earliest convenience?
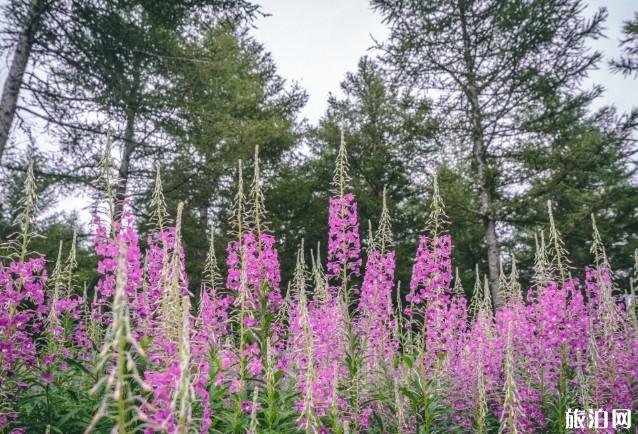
[327,193,361,283]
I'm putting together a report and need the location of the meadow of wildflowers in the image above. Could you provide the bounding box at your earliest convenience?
[0,138,636,434]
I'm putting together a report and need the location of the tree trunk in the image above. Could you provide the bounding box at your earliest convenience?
[113,60,141,220]
[114,108,136,220]
[476,150,502,309]
[199,205,209,227]
[0,0,45,162]
[458,0,502,308]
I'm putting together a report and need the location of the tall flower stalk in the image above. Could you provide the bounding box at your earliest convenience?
[14,159,39,261]
[357,187,397,383]
[325,127,363,428]
[498,323,522,434]
[327,126,361,300]
[86,240,149,434]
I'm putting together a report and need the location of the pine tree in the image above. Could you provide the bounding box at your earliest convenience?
[269,56,436,284]
[506,103,638,286]
[611,12,638,77]
[145,24,306,290]
[0,0,52,161]
[22,1,261,218]
[373,0,606,306]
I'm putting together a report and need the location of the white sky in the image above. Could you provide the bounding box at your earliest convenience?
[251,0,637,123]
[251,0,389,122]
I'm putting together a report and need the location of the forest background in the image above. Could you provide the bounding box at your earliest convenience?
[0,0,637,304]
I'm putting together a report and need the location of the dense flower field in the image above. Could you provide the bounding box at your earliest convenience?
[1,142,636,433]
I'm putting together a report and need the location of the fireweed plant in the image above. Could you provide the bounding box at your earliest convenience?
[1,138,637,434]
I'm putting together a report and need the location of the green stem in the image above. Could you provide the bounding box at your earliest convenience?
[46,383,52,425]
[116,321,127,434]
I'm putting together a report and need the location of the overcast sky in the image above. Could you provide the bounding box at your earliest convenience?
[251,0,637,123]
